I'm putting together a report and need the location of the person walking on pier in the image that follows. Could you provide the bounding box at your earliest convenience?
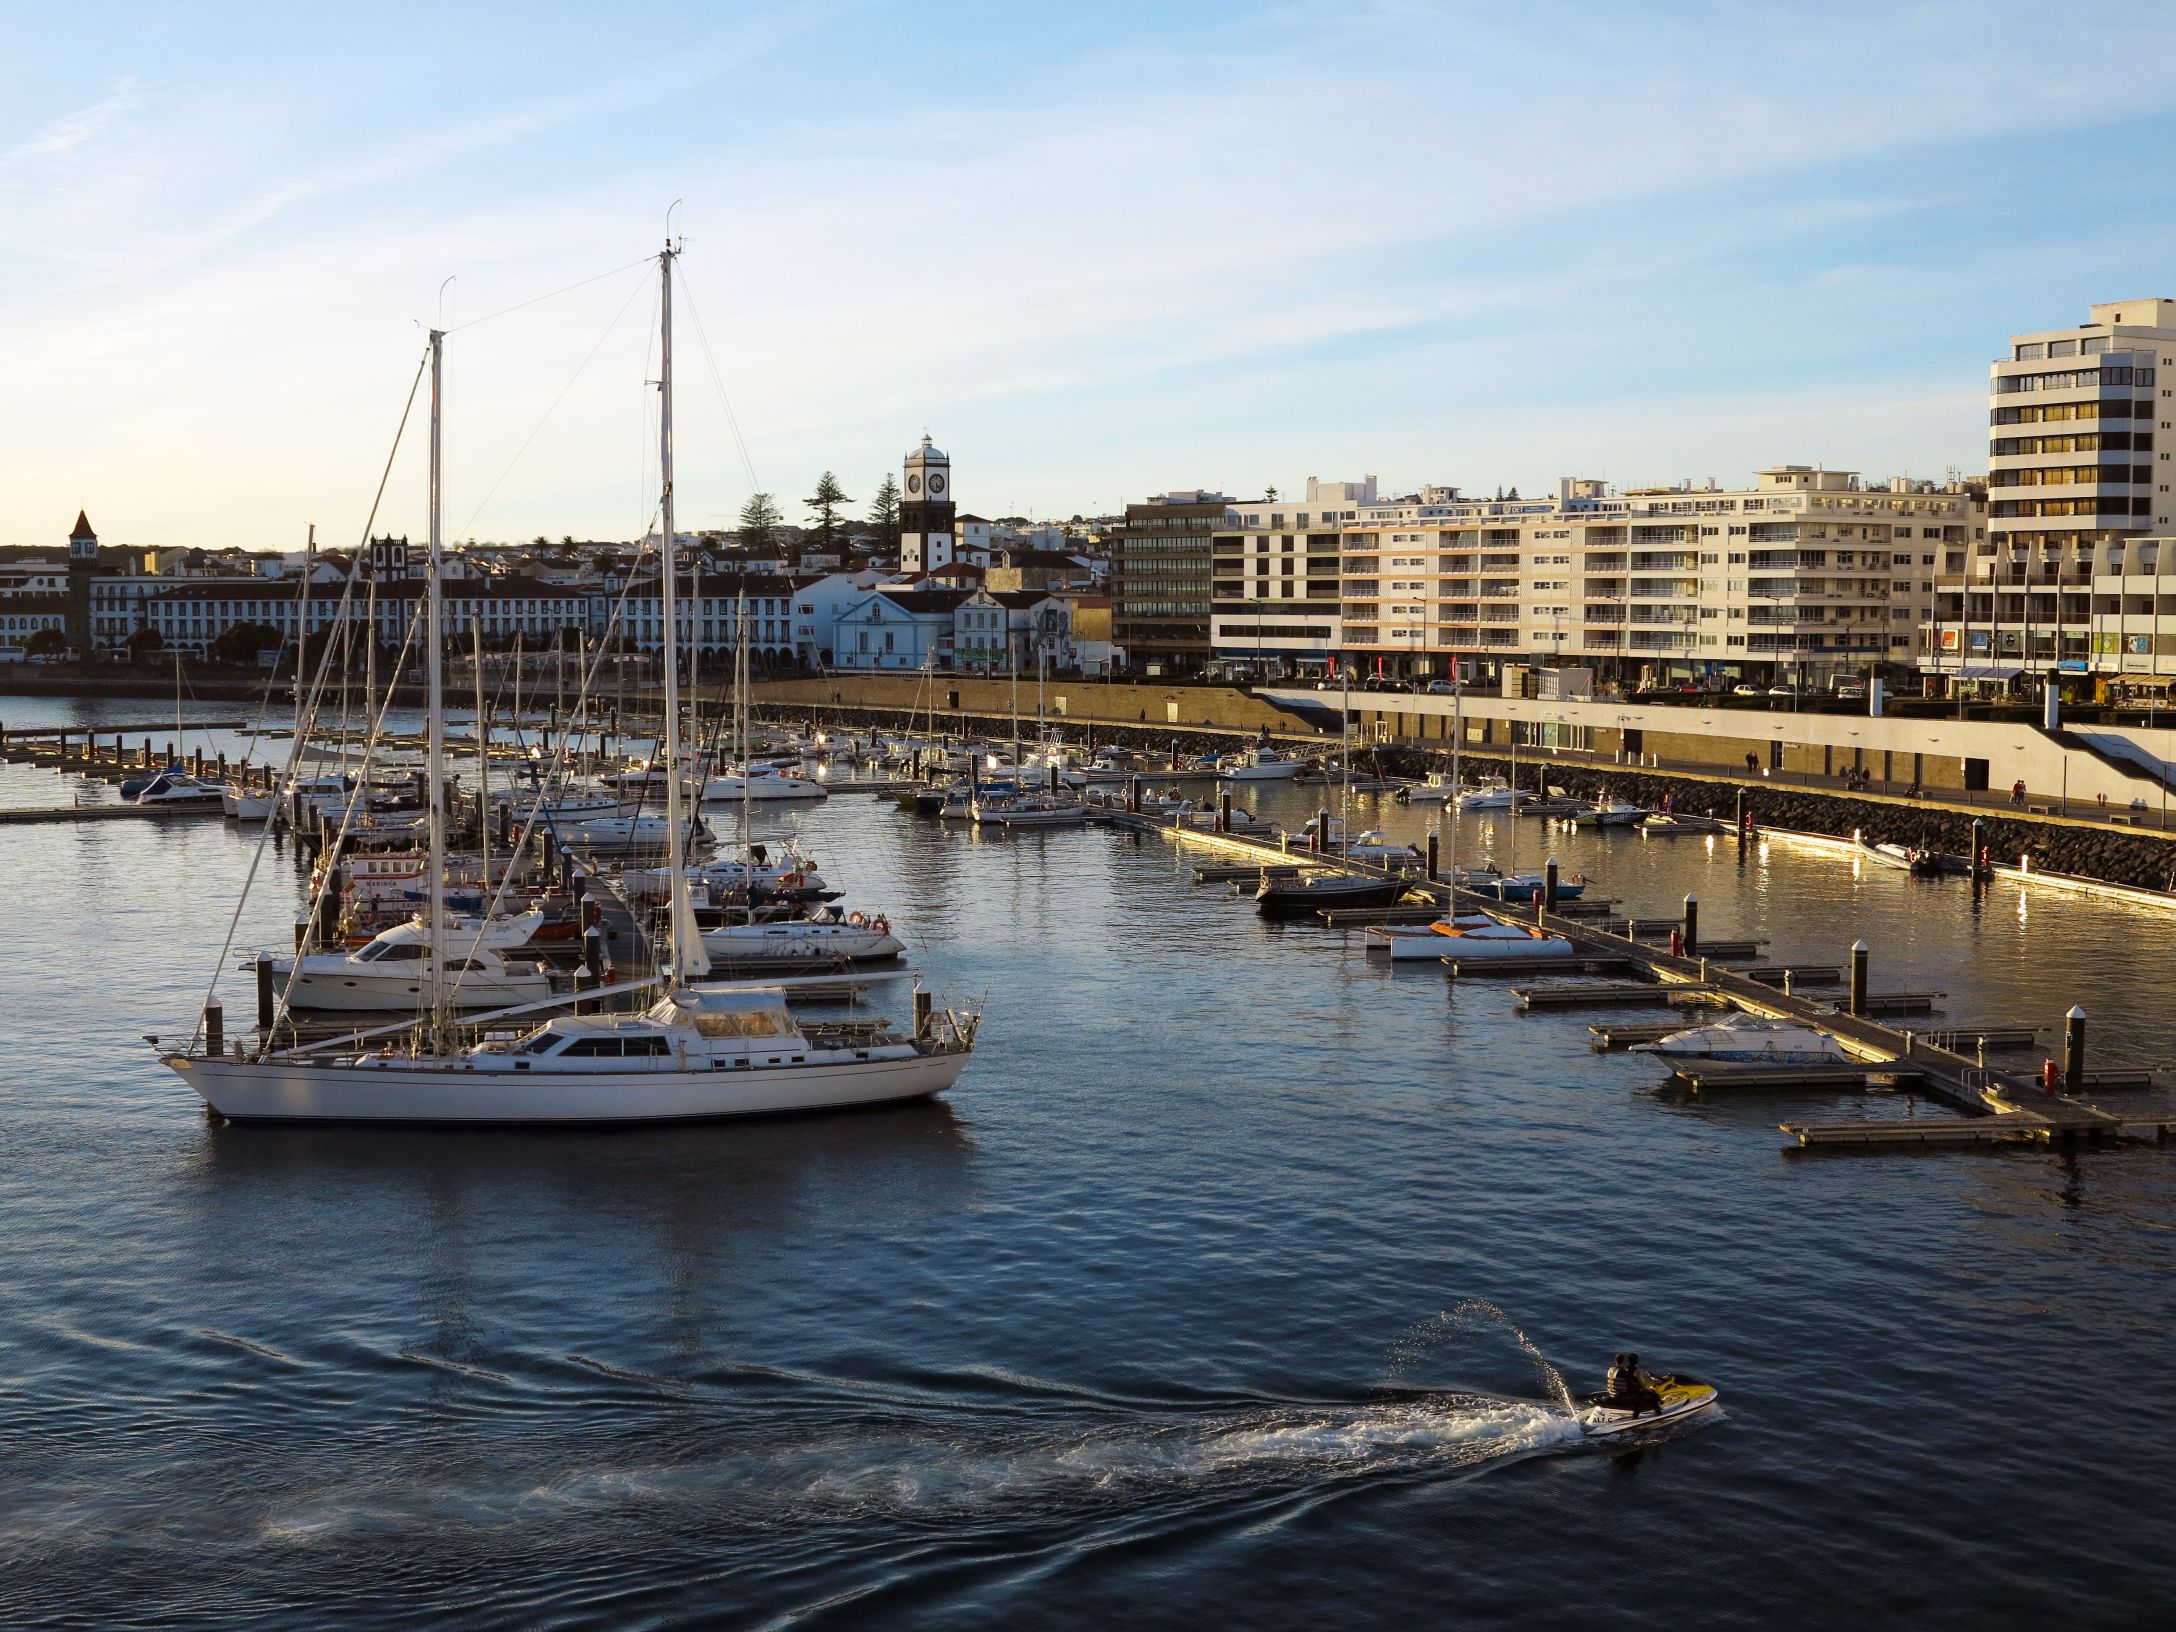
[2011,778,2027,807]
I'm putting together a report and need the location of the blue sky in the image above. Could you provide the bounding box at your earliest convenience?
[8,0,2176,551]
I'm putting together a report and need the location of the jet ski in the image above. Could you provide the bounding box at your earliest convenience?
[1577,1371,1720,1439]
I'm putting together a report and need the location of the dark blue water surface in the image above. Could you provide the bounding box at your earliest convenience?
[3,695,2173,1630]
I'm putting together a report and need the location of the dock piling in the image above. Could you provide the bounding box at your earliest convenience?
[204,1003,224,1059]
[1683,893,1699,957]
[1849,939,1870,1017]
[1545,857,1560,911]
[2064,1005,2087,1095]
[255,955,276,1030]
[1427,833,1439,880]
[913,987,933,1040]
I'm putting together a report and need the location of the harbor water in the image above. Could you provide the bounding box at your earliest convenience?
[3,696,2174,1629]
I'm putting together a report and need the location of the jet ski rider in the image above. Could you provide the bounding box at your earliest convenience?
[1606,1352,1664,1416]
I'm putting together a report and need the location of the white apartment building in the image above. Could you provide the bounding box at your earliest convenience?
[1923,298,2176,689]
[1205,476,1370,677]
[1340,468,1979,690]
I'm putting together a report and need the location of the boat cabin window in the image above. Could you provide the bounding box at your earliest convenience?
[559,1037,624,1056]
[445,958,486,972]
[621,1036,671,1056]
[356,942,428,963]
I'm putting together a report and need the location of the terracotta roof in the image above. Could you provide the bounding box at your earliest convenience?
[70,511,94,540]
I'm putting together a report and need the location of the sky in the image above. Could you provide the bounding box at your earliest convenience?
[9,0,2176,552]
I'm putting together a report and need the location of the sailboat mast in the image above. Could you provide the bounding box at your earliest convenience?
[425,327,448,1043]
[656,237,707,983]
[296,523,312,733]
[1449,678,1462,883]
[473,613,489,887]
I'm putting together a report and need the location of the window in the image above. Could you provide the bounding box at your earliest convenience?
[560,1037,624,1057]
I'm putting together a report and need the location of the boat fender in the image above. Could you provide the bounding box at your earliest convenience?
[848,911,868,927]
[2042,1058,2061,1093]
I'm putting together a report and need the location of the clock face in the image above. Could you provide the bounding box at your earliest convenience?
[928,473,946,495]
[906,474,921,495]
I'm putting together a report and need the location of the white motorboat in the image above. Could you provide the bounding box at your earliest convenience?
[701,764,827,801]
[1221,745,1305,781]
[1633,1013,1849,1066]
[701,907,904,969]
[1396,772,1465,803]
[168,985,973,1123]
[133,771,225,809]
[271,919,554,1011]
[1455,782,1524,813]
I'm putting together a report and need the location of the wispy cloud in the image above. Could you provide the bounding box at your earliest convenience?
[0,76,137,174]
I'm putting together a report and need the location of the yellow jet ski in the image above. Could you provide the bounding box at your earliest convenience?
[1578,1371,1720,1439]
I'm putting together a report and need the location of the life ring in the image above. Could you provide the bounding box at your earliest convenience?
[782,870,804,888]
[874,916,890,936]
[848,910,868,927]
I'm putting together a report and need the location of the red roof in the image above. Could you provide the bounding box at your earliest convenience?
[70,511,94,540]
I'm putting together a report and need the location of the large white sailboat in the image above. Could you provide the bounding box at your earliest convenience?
[162,238,976,1124]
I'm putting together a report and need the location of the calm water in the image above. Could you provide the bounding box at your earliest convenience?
[3,694,2174,1630]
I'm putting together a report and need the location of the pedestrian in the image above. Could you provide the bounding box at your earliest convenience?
[1745,751,1759,774]
[2011,778,2026,807]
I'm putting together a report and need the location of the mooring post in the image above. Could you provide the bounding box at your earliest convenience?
[204,1003,224,1059]
[1218,789,1232,833]
[1426,833,1440,881]
[1127,774,1140,814]
[1970,816,1985,877]
[1315,808,1331,852]
[1545,856,1560,912]
[1849,939,1869,1017]
[1682,892,1698,956]
[2064,1005,2087,1095]
[913,986,933,1040]
[1782,969,1794,998]
[255,954,275,1029]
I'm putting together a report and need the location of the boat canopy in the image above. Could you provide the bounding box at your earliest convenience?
[648,987,797,1038]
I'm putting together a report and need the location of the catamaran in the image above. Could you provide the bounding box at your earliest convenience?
[160,237,976,1123]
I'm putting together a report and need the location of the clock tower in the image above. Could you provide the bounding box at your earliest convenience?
[899,433,956,574]
[65,510,97,654]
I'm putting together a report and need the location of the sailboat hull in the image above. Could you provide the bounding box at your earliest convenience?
[164,1047,969,1124]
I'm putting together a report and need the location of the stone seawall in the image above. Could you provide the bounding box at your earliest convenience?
[763,696,2176,892]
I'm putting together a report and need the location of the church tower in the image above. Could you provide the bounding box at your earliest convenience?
[65,510,97,654]
[898,434,956,574]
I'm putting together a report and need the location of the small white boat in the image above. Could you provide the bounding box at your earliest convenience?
[1362,913,1499,960]
[703,764,827,801]
[971,792,1091,827]
[133,771,225,809]
[1396,772,1465,803]
[1369,919,1577,961]
[553,812,710,848]
[1221,745,1305,781]
[272,919,554,1012]
[1342,829,1422,868]
[1567,801,1648,829]
[1634,1013,1849,1066]
[1455,782,1524,813]
[701,907,903,968]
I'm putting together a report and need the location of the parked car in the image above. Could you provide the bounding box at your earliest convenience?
[1731,684,1763,697]
[1835,683,1868,700]
[1766,686,1796,697]
[1424,680,1461,695]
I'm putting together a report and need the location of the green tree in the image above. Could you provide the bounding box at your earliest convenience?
[738,491,783,550]
[212,620,280,665]
[1264,486,1279,502]
[804,471,851,551]
[125,625,164,663]
[25,627,68,658]
[867,472,901,549]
